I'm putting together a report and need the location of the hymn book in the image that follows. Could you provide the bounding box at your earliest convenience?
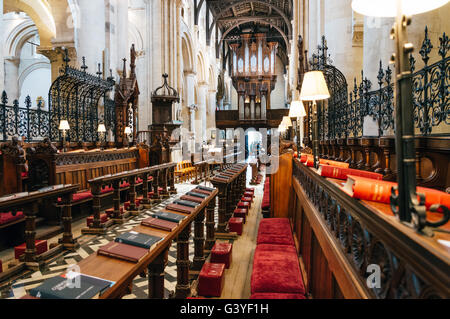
[317,165,383,180]
[342,175,450,210]
[150,211,186,223]
[115,231,163,250]
[141,216,178,231]
[97,241,148,263]
[166,203,195,214]
[180,195,204,204]
[29,273,114,299]
[173,199,199,208]
[187,191,208,198]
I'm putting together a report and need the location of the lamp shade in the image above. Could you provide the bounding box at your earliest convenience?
[352,0,449,17]
[278,124,287,133]
[97,124,106,133]
[281,116,293,128]
[289,100,307,118]
[300,71,330,101]
[124,126,132,134]
[59,120,70,131]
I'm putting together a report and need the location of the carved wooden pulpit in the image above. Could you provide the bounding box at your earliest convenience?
[115,44,140,147]
[149,74,181,165]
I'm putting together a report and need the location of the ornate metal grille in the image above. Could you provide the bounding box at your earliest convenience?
[48,51,115,142]
[305,27,448,143]
[0,92,50,142]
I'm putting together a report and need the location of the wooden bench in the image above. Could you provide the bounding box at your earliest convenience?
[26,139,150,222]
[0,184,79,283]
[175,160,195,182]
[83,162,177,234]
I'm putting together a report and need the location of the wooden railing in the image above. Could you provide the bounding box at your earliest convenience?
[287,156,450,298]
[215,109,289,128]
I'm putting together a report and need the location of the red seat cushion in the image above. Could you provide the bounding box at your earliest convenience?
[233,210,246,223]
[15,240,48,260]
[72,191,93,203]
[258,218,291,234]
[21,171,28,179]
[229,217,243,235]
[0,211,24,225]
[250,293,306,299]
[211,243,233,268]
[120,182,130,188]
[257,233,294,246]
[198,263,226,297]
[251,249,305,295]
[255,244,297,254]
[86,213,108,226]
[101,186,113,194]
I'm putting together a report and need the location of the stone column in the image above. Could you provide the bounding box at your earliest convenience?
[77,0,106,71]
[208,89,217,131]
[197,82,208,144]
[3,57,20,101]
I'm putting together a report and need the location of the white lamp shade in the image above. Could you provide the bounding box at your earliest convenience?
[281,116,293,127]
[97,124,106,133]
[278,124,287,133]
[124,126,132,134]
[59,120,70,130]
[289,100,307,118]
[352,0,449,17]
[300,71,330,101]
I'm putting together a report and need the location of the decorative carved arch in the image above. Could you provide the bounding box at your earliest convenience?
[209,0,292,38]
[181,31,194,72]
[219,18,290,54]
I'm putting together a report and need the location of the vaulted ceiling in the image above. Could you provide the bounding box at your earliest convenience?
[205,0,293,66]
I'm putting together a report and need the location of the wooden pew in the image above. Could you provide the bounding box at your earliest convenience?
[83,163,177,234]
[72,186,218,299]
[0,184,79,282]
[26,138,150,222]
[0,138,26,197]
[211,163,247,239]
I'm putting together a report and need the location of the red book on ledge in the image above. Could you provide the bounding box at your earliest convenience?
[318,165,383,181]
[343,175,450,210]
[97,242,147,263]
[166,203,195,214]
[141,217,178,231]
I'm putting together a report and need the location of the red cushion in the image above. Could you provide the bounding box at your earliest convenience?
[250,293,306,299]
[148,176,153,181]
[198,263,226,297]
[72,191,93,203]
[86,213,108,226]
[257,233,295,246]
[136,178,143,183]
[101,186,113,194]
[229,217,243,235]
[15,240,48,260]
[233,211,246,223]
[21,171,28,179]
[0,211,24,225]
[258,218,291,234]
[251,249,305,295]
[211,243,233,269]
[120,182,130,188]
[256,244,297,254]
[105,208,123,218]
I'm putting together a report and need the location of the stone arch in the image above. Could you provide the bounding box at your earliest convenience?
[196,52,206,83]
[4,18,39,58]
[181,31,194,72]
[128,21,144,53]
[4,0,57,49]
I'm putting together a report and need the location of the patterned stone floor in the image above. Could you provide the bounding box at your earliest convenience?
[0,181,219,299]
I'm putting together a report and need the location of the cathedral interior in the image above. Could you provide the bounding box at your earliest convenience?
[0,0,449,304]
